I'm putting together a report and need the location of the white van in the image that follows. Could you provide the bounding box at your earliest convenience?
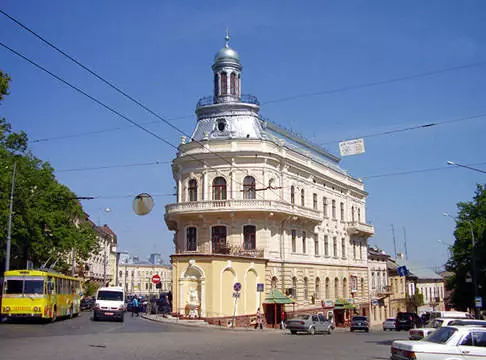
[93,286,125,322]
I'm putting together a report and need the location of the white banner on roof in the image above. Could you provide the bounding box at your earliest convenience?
[339,138,365,157]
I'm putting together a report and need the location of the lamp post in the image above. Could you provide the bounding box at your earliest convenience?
[443,212,479,318]
[447,161,486,174]
[97,207,112,285]
[5,161,17,273]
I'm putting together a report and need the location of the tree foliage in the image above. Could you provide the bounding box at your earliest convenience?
[446,184,486,311]
[0,70,98,273]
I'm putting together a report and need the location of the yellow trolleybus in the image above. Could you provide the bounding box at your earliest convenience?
[1,269,81,321]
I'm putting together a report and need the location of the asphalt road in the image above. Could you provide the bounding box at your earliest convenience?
[0,313,410,360]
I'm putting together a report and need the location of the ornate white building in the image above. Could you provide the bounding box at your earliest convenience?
[165,35,375,327]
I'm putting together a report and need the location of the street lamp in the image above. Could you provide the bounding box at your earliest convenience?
[447,161,486,174]
[5,161,17,272]
[443,212,479,318]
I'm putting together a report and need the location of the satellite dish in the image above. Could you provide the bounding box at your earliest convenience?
[132,193,154,216]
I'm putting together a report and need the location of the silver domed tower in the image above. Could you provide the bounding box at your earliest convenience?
[191,34,264,142]
[213,34,242,102]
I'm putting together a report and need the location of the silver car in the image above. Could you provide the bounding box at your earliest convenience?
[383,317,396,331]
[286,313,333,335]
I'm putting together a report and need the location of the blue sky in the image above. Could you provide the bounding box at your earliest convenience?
[1,1,485,267]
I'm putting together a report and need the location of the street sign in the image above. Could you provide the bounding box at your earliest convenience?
[233,282,242,292]
[397,266,409,277]
[339,138,365,157]
[475,296,482,308]
[232,292,241,298]
[151,274,161,284]
[257,283,264,292]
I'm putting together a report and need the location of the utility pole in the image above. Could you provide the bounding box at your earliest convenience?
[391,224,397,259]
[5,161,17,273]
[403,227,408,261]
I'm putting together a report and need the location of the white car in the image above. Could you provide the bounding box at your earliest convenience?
[383,317,397,331]
[409,318,486,340]
[392,325,486,360]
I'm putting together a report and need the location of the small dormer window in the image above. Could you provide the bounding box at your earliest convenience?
[216,118,227,132]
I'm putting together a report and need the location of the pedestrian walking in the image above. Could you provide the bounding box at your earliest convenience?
[280,310,286,329]
[256,307,263,330]
[131,296,140,317]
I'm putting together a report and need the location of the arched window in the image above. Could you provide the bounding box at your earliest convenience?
[188,179,197,201]
[292,277,297,298]
[212,226,227,254]
[343,278,348,299]
[186,227,197,251]
[313,193,318,210]
[323,197,328,217]
[243,176,256,199]
[212,177,227,200]
[332,200,336,218]
[271,276,278,289]
[325,278,330,299]
[290,186,295,204]
[243,225,256,250]
[230,72,236,95]
[304,277,309,300]
[334,278,339,299]
[315,277,321,300]
[301,189,305,207]
[220,72,227,95]
[351,206,355,222]
[358,208,361,223]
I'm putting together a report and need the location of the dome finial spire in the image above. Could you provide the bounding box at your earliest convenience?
[225,27,230,48]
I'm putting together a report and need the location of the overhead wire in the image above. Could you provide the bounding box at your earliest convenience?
[2,8,484,198]
[0,41,282,202]
[361,161,486,180]
[56,160,171,173]
[0,10,285,202]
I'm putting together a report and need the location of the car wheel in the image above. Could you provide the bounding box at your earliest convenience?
[350,328,354,332]
[365,328,369,333]
[309,327,316,335]
[290,330,297,335]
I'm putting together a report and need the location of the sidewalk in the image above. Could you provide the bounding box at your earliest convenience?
[141,313,355,332]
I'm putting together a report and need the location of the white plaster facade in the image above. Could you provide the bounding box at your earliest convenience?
[118,263,172,296]
[165,36,375,325]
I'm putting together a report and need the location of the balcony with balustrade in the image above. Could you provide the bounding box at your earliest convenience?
[165,199,322,230]
[346,221,375,237]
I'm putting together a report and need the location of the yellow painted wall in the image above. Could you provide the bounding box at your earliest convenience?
[171,255,265,319]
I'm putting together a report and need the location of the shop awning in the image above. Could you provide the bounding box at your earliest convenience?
[263,289,295,304]
[334,299,356,310]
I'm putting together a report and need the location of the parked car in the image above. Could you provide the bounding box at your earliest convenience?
[80,297,95,311]
[383,317,397,331]
[350,316,369,332]
[396,312,422,331]
[410,318,486,340]
[286,313,333,335]
[391,325,486,359]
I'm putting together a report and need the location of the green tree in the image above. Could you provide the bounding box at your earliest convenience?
[446,184,486,311]
[0,70,98,273]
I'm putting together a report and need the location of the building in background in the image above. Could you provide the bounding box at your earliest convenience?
[149,253,162,265]
[165,36,375,327]
[368,247,392,326]
[387,258,408,318]
[83,222,117,286]
[118,262,172,296]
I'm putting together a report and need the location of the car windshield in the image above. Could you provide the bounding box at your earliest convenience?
[424,327,457,344]
[294,315,310,320]
[97,290,123,301]
[353,317,367,321]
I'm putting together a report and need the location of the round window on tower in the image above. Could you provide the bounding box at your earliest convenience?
[216,118,227,132]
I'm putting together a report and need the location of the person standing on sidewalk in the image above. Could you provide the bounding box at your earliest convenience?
[256,307,263,329]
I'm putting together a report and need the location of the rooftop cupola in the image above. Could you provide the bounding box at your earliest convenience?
[212,33,242,103]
